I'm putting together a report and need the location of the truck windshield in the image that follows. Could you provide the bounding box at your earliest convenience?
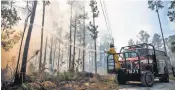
[123,48,149,58]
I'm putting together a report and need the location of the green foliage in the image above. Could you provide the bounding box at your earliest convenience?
[148,0,164,11]
[1,1,21,31]
[1,30,21,51]
[169,75,175,80]
[1,1,21,51]
[166,35,175,53]
[59,71,74,81]
[89,0,99,18]
[168,1,175,22]
[171,42,175,53]
[152,33,162,50]
[15,83,34,90]
[128,39,135,46]
[88,0,99,40]
[137,30,150,43]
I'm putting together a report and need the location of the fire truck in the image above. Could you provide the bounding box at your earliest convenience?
[107,43,172,87]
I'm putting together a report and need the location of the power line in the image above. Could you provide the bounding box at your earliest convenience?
[102,1,114,44]
[103,1,112,36]
[99,0,113,41]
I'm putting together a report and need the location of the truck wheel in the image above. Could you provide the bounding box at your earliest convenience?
[116,70,126,85]
[159,67,169,83]
[141,71,154,87]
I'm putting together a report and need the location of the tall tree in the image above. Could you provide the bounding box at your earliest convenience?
[52,38,57,72]
[168,0,175,22]
[43,36,48,70]
[39,1,50,73]
[88,0,99,74]
[137,30,150,43]
[148,0,167,54]
[128,39,135,45]
[49,36,53,72]
[72,15,77,72]
[152,33,162,50]
[82,6,86,72]
[171,42,175,53]
[15,1,31,82]
[67,0,75,70]
[39,0,46,73]
[19,1,37,83]
[57,26,62,72]
[138,30,150,43]
[76,25,83,72]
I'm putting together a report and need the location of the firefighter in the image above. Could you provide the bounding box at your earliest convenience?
[105,44,121,69]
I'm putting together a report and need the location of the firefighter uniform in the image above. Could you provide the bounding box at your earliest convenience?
[107,47,121,69]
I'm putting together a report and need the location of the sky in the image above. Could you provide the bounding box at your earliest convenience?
[14,0,175,52]
[95,0,175,52]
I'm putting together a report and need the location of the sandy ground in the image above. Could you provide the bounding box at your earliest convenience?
[119,79,175,90]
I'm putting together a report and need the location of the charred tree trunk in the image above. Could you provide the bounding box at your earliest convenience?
[78,33,82,71]
[69,1,73,70]
[19,1,37,83]
[49,37,53,72]
[93,13,97,74]
[94,38,97,73]
[57,41,60,71]
[72,18,77,72]
[89,52,90,71]
[82,6,86,72]
[14,2,31,84]
[39,1,46,72]
[77,41,81,72]
[43,36,48,67]
[53,40,56,72]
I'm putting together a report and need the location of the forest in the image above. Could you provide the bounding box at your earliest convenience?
[1,0,175,90]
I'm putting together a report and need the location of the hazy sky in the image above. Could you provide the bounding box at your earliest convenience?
[15,0,175,52]
[96,0,175,51]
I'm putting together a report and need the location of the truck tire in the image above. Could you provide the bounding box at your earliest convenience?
[159,67,169,83]
[116,70,126,85]
[141,71,154,87]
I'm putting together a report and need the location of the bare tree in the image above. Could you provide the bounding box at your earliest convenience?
[39,1,50,73]
[67,0,75,70]
[49,36,53,72]
[72,15,78,72]
[43,36,48,70]
[82,6,86,72]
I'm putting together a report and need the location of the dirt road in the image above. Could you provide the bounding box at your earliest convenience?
[119,79,175,90]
